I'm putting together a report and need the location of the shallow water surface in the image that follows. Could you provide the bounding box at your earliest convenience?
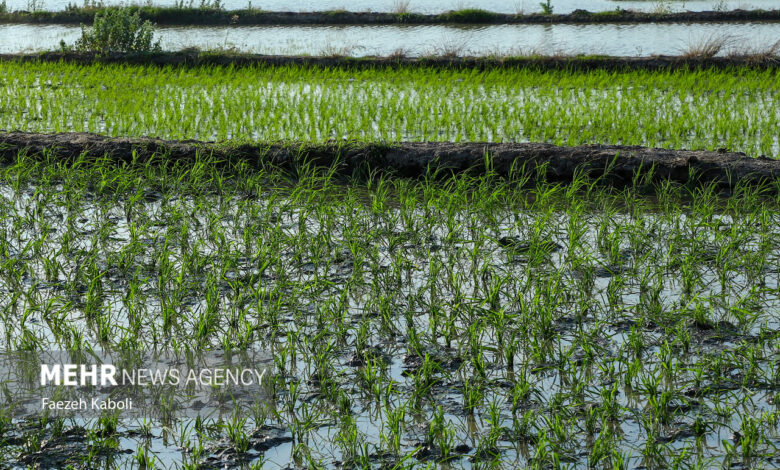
[3,0,778,14]
[0,175,778,468]
[1,21,779,56]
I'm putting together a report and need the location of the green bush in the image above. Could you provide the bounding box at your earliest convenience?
[73,8,161,53]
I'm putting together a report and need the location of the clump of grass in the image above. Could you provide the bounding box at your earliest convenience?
[65,0,104,12]
[591,9,628,20]
[393,0,417,23]
[173,0,224,9]
[388,47,409,59]
[438,8,499,23]
[392,0,411,14]
[728,39,780,62]
[680,33,735,58]
[325,8,349,16]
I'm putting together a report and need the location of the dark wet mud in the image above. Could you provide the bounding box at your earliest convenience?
[1,132,778,190]
[3,51,779,72]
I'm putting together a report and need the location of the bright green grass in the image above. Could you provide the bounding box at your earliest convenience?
[0,62,777,156]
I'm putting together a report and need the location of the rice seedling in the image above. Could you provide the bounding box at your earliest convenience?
[0,62,777,157]
[0,56,778,466]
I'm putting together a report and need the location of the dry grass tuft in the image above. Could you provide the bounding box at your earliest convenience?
[321,43,357,58]
[728,39,780,63]
[679,33,736,59]
[388,47,409,59]
[392,0,411,14]
[426,36,470,58]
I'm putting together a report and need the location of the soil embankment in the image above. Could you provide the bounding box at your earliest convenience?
[1,8,779,26]
[3,51,779,71]
[2,132,778,189]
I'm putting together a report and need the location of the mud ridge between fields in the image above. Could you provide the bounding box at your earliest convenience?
[2,132,778,189]
[1,8,779,26]
[3,52,780,71]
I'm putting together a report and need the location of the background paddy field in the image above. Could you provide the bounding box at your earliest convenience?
[0,62,778,157]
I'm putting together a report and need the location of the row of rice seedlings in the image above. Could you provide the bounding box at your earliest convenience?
[0,153,778,467]
[0,62,777,156]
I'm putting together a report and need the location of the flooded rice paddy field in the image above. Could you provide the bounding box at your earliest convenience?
[1,63,778,158]
[2,21,780,56]
[2,0,777,14]
[0,155,778,468]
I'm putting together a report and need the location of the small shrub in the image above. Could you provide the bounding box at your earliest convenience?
[592,9,625,21]
[539,0,553,15]
[73,8,161,53]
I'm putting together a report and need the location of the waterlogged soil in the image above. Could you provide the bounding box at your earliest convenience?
[0,151,778,468]
[1,132,779,189]
[5,51,780,72]
[8,418,293,468]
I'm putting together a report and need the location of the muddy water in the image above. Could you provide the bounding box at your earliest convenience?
[3,0,778,14]
[2,21,779,55]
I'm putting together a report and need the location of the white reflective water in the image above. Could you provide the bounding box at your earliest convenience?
[1,22,779,56]
[3,0,777,14]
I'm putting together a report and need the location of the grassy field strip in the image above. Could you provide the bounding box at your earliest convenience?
[0,155,778,466]
[0,62,778,156]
